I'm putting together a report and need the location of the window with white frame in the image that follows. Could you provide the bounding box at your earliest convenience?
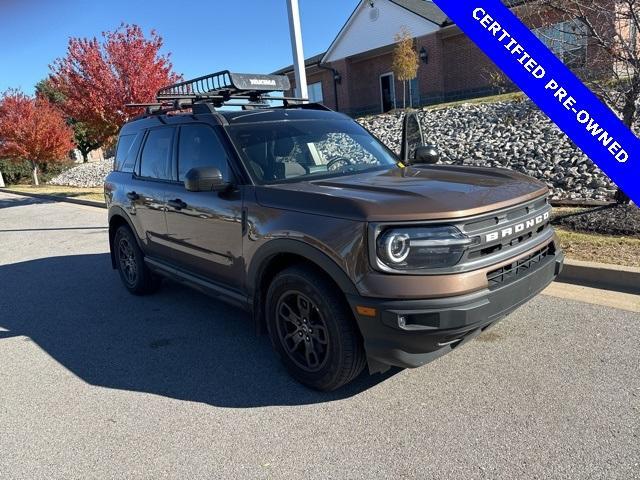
[308,82,324,103]
[410,77,420,108]
[534,19,588,69]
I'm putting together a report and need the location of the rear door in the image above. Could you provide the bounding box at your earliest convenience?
[128,126,176,257]
[163,123,244,291]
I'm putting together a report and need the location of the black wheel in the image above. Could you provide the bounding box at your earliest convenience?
[114,225,161,295]
[266,265,366,391]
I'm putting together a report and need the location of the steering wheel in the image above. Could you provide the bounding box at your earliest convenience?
[326,156,357,171]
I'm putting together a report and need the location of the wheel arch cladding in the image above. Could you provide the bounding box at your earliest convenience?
[108,208,141,269]
[249,239,359,334]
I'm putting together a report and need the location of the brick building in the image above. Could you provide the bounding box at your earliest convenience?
[274,0,612,116]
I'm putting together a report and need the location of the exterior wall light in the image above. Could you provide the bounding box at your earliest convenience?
[420,46,429,65]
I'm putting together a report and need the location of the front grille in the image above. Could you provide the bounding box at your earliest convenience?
[487,243,555,290]
[368,195,554,276]
[462,196,551,261]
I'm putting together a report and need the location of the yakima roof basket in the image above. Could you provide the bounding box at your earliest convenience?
[156,70,293,102]
[125,70,325,115]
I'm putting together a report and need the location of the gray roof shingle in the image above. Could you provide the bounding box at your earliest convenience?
[390,0,529,27]
[389,0,449,26]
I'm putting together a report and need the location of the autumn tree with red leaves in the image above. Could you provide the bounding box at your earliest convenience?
[50,24,180,157]
[0,90,75,185]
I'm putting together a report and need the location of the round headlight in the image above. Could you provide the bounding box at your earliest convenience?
[375,226,474,271]
[383,232,411,264]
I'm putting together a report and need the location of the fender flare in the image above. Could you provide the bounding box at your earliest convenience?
[248,238,360,300]
[107,207,143,268]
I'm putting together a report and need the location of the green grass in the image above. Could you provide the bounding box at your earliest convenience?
[556,228,640,268]
[551,207,640,266]
[3,185,105,203]
[424,91,526,111]
[357,91,527,118]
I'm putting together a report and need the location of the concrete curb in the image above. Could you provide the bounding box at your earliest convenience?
[0,188,106,209]
[557,259,640,295]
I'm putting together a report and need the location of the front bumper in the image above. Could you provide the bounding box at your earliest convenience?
[348,247,564,373]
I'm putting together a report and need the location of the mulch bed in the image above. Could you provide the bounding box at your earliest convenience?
[553,204,640,238]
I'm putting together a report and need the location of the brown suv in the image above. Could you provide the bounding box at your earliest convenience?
[105,71,564,391]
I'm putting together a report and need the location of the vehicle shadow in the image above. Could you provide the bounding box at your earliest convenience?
[0,194,53,209]
[0,254,398,407]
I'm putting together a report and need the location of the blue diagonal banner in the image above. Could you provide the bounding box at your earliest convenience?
[432,0,639,204]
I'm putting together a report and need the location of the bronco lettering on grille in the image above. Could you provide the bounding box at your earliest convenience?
[485,211,550,243]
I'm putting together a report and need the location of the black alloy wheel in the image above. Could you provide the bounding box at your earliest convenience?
[117,235,138,287]
[275,290,330,372]
[266,265,366,391]
[113,225,161,295]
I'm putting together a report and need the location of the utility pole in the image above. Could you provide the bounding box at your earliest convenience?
[286,0,308,100]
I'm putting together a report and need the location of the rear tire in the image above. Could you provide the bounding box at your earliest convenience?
[114,225,161,295]
[266,265,366,391]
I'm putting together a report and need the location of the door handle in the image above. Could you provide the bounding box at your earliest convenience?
[167,198,188,210]
[126,191,139,201]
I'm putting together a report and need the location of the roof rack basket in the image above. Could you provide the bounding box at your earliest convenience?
[126,70,325,115]
[156,70,302,105]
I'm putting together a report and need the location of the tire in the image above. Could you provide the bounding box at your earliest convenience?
[266,265,366,391]
[113,225,161,295]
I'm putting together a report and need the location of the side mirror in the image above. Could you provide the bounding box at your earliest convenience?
[413,145,440,165]
[400,112,424,163]
[184,167,229,192]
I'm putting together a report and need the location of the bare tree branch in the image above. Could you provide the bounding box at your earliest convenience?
[523,0,637,203]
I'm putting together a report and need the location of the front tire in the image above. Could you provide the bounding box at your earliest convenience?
[266,265,366,391]
[114,225,161,295]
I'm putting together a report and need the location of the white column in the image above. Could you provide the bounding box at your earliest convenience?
[286,0,309,100]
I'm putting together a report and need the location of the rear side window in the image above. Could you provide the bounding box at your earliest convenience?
[114,133,143,172]
[177,124,231,181]
[114,135,134,171]
[139,127,175,180]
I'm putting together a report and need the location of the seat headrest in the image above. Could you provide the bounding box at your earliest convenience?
[273,137,295,157]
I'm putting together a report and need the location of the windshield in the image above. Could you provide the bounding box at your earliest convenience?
[226,119,398,184]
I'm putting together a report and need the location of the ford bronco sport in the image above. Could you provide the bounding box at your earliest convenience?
[105,71,564,391]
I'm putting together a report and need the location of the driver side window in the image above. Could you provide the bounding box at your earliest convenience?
[177,124,231,182]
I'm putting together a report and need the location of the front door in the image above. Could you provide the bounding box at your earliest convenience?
[380,73,395,113]
[163,123,244,291]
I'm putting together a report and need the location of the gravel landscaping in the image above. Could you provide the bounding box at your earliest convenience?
[48,158,114,188]
[358,98,619,202]
[46,98,628,204]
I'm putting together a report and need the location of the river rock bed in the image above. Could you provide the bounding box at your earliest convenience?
[357,99,618,201]
[48,158,114,188]
[47,100,620,202]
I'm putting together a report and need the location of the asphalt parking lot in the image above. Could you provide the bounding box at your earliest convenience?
[0,191,638,479]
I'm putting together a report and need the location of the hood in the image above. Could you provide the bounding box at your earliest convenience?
[255,165,548,222]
